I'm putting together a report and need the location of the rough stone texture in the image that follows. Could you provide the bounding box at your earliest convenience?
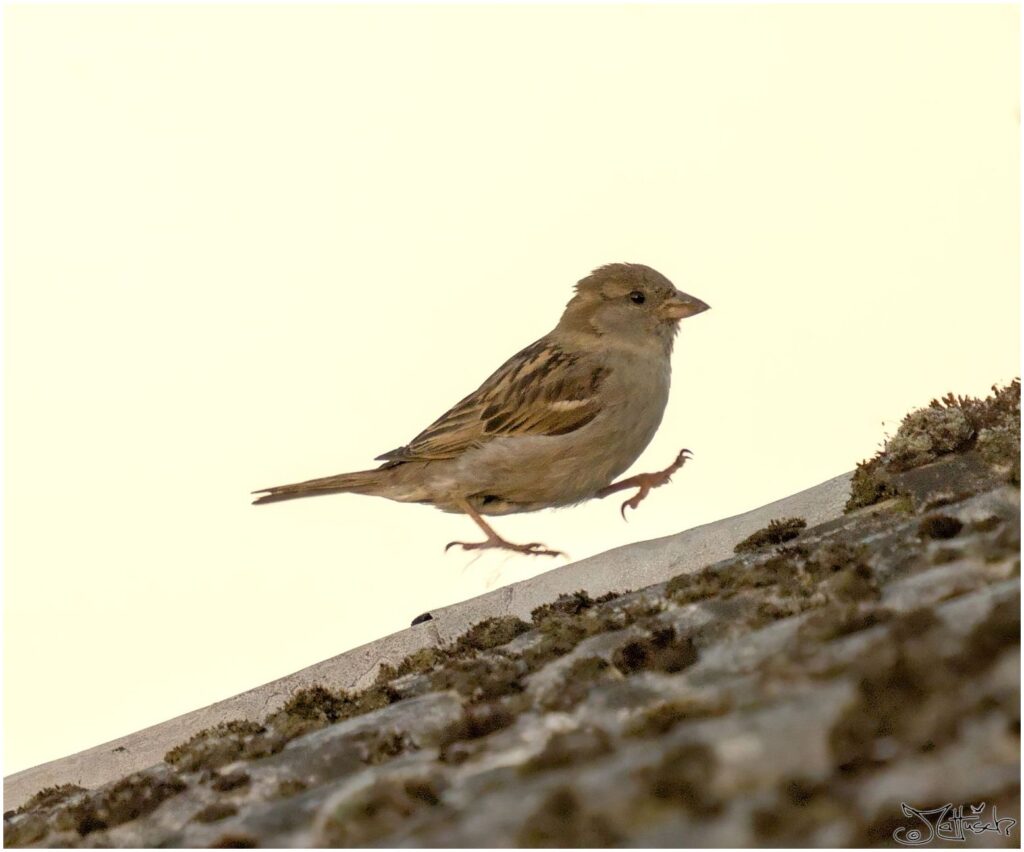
[6,464,1019,845]
[5,384,1019,848]
[3,471,853,811]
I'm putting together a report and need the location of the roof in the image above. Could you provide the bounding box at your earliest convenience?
[5,382,1020,847]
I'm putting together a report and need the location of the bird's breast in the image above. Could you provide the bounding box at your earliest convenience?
[441,352,672,513]
[594,353,672,477]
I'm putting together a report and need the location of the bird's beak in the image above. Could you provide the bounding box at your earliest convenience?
[659,290,711,321]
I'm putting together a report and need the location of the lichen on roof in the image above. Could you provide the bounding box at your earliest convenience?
[846,378,1020,511]
[5,380,1019,848]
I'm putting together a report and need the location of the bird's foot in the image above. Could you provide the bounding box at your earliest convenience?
[596,448,692,519]
[445,536,563,558]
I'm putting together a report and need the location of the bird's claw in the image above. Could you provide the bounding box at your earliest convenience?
[521,543,565,558]
[620,490,650,520]
[611,447,693,521]
[445,539,563,558]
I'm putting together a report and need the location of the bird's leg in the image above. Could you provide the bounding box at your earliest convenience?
[596,448,692,520]
[445,499,564,558]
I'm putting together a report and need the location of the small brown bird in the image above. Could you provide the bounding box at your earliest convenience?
[253,263,710,556]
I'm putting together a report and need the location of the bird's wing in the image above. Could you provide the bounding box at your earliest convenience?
[375,339,611,463]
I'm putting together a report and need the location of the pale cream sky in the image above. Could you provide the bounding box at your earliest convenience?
[4,4,1019,775]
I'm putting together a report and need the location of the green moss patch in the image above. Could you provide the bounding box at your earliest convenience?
[12,784,84,815]
[353,729,416,766]
[887,607,941,641]
[517,788,621,847]
[612,627,698,675]
[162,680,405,776]
[670,539,877,618]
[319,775,447,846]
[165,720,265,773]
[625,695,733,737]
[52,771,187,837]
[751,778,846,844]
[194,801,238,823]
[209,770,251,793]
[279,685,347,721]
[919,514,963,540]
[209,831,259,847]
[845,464,901,513]
[523,596,663,671]
[375,647,448,684]
[539,656,617,712]
[453,616,531,654]
[665,565,733,604]
[436,703,516,765]
[271,778,308,800]
[430,655,524,703]
[520,726,612,774]
[639,742,722,815]
[734,518,807,553]
[529,590,621,623]
[797,603,892,643]
[259,682,400,753]
[971,514,1004,533]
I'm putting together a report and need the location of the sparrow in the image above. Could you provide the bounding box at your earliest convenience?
[253,263,710,556]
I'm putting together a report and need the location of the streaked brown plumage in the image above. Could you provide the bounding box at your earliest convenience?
[253,262,710,556]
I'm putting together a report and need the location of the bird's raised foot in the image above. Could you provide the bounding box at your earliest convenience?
[597,448,693,519]
[444,538,563,558]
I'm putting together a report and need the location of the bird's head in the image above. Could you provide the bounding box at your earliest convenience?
[557,263,710,351]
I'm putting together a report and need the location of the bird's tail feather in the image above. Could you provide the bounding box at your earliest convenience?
[252,468,386,505]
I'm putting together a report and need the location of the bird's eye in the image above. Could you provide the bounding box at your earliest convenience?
[629,291,645,305]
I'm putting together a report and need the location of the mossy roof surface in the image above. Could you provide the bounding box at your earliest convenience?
[6,383,1020,848]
